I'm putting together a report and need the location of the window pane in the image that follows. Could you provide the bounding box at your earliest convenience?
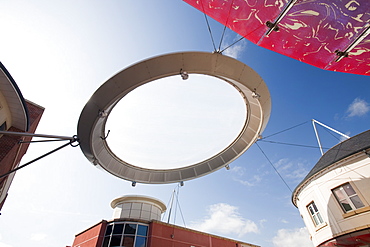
[313,215,320,225]
[124,224,137,235]
[340,199,353,212]
[317,212,323,224]
[333,188,346,201]
[137,225,148,236]
[109,235,122,247]
[350,195,364,209]
[106,225,113,236]
[308,205,315,215]
[122,236,135,247]
[113,224,124,234]
[312,203,318,212]
[343,183,356,196]
[307,202,324,226]
[102,236,110,247]
[135,236,146,247]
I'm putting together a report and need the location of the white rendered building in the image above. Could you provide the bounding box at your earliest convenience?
[292,130,370,246]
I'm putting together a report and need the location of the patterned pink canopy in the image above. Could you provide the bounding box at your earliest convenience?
[183,0,370,76]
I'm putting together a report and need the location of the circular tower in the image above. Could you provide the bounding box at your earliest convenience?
[111,195,166,221]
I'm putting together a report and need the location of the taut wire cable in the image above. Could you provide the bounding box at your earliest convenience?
[256,142,293,193]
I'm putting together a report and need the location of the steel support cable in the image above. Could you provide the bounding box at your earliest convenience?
[163,184,186,227]
[200,0,217,52]
[218,0,235,51]
[260,120,309,140]
[162,192,174,222]
[173,187,178,225]
[220,36,244,53]
[175,185,186,227]
[0,139,78,180]
[255,142,293,193]
[220,23,266,53]
[199,0,265,54]
[257,139,331,150]
[259,139,363,155]
[322,126,342,141]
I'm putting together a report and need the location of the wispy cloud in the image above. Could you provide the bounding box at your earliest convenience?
[231,165,246,176]
[272,227,314,247]
[280,219,289,224]
[231,166,262,186]
[223,38,246,59]
[275,158,309,182]
[189,203,258,238]
[346,98,369,117]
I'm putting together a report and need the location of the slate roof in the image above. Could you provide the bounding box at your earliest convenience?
[292,129,370,206]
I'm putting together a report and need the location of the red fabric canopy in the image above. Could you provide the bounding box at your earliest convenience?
[184,0,370,76]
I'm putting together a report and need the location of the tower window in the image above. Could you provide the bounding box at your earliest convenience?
[332,183,364,213]
[307,201,324,226]
[102,222,148,247]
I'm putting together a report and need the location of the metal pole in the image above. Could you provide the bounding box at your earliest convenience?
[312,120,324,156]
[167,189,176,224]
[0,130,76,140]
[265,0,298,36]
[336,25,370,62]
[312,119,350,139]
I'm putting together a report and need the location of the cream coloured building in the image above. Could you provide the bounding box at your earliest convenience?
[292,130,370,246]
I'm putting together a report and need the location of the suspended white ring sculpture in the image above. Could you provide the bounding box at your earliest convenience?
[77,52,271,184]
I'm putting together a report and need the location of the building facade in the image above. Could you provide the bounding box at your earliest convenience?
[71,195,259,247]
[292,130,370,246]
[0,62,44,210]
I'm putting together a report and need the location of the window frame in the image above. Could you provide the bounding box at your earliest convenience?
[332,182,365,213]
[102,221,149,247]
[307,201,325,227]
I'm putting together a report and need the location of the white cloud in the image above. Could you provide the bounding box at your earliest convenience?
[190,203,258,238]
[275,158,309,182]
[231,165,246,176]
[30,233,47,241]
[223,39,246,59]
[0,235,12,247]
[280,219,289,224]
[272,227,314,247]
[231,166,262,186]
[259,219,267,228]
[0,243,12,247]
[347,98,369,117]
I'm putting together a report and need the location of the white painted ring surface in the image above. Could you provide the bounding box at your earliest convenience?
[77,52,271,184]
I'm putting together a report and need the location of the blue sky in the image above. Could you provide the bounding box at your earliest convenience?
[0,1,369,247]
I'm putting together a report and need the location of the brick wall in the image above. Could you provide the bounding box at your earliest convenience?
[0,101,44,210]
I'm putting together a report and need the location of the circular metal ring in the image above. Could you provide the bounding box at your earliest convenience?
[77,52,271,184]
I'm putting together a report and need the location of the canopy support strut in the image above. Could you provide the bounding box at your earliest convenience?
[264,0,298,37]
[335,24,370,62]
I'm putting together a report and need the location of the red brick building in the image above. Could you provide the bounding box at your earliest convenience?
[71,195,259,247]
[0,62,44,210]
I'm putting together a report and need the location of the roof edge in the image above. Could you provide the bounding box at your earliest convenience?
[0,61,29,131]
